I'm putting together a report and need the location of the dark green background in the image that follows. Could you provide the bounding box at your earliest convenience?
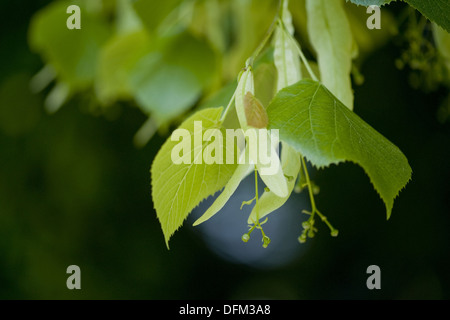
[0,0,449,299]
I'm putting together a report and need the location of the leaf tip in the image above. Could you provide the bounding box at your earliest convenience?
[162,226,172,250]
[385,207,392,221]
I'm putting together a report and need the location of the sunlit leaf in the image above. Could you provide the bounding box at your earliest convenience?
[267,80,412,218]
[193,151,253,226]
[274,0,301,91]
[406,0,450,32]
[151,108,237,247]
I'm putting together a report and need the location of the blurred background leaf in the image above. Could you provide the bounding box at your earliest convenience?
[129,31,217,123]
[29,0,111,102]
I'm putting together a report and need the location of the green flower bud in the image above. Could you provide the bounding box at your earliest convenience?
[298,234,307,244]
[312,185,320,195]
[262,236,271,248]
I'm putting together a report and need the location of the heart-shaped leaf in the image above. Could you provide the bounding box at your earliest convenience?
[267,79,412,218]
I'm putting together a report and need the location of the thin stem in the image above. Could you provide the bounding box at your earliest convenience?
[300,156,317,212]
[299,155,339,240]
[298,46,318,82]
[278,19,319,82]
[315,209,337,234]
[248,22,277,67]
[223,0,287,122]
[254,168,259,222]
[219,87,237,122]
[253,168,271,247]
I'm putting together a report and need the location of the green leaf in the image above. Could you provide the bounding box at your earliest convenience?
[405,0,450,33]
[247,142,300,224]
[116,0,143,34]
[244,92,269,129]
[132,0,182,33]
[151,108,237,247]
[253,61,277,108]
[267,80,412,218]
[251,130,289,198]
[95,30,150,105]
[193,153,253,226]
[344,3,397,57]
[346,0,450,32]
[225,0,278,79]
[345,0,395,6]
[29,1,110,89]
[129,32,216,121]
[274,0,302,91]
[197,81,237,112]
[306,0,354,110]
[189,0,227,53]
